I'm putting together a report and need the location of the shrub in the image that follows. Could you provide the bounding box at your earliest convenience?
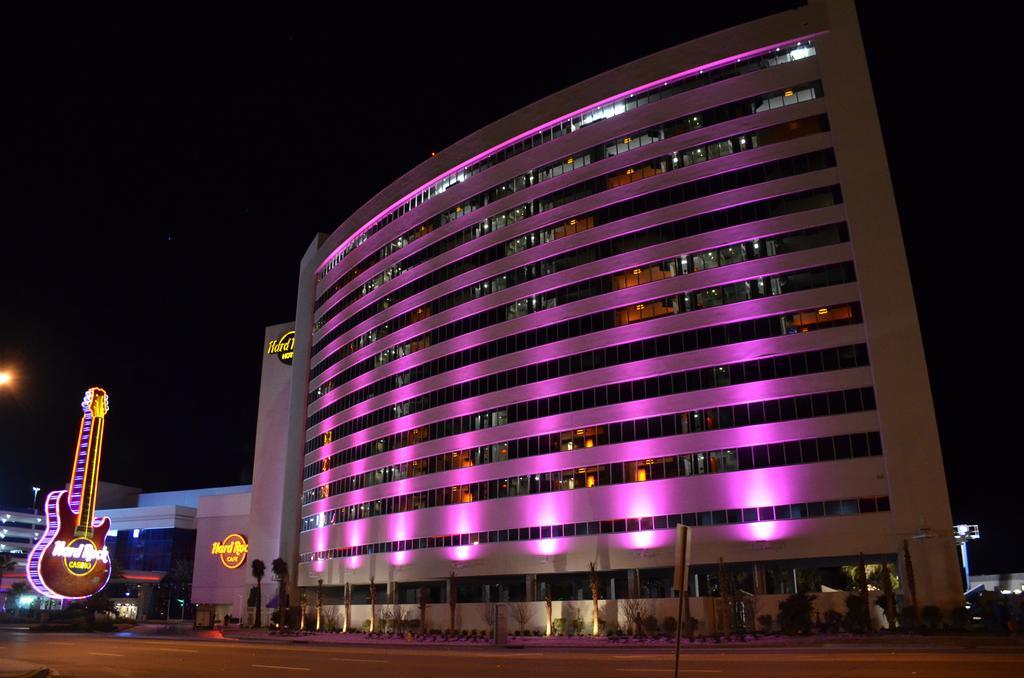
[822,609,843,633]
[757,614,774,633]
[778,592,816,635]
[663,616,677,636]
[950,606,969,630]
[898,605,918,631]
[361,619,372,632]
[643,615,659,636]
[843,594,870,633]
[571,617,585,636]
[921,606,942,630]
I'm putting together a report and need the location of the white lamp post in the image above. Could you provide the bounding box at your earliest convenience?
[953,524,981,591]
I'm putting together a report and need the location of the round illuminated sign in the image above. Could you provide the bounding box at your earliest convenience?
[211,533,249,569]
[60,537,104,577]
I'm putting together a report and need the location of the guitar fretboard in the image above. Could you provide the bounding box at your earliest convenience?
[68,412,93,515]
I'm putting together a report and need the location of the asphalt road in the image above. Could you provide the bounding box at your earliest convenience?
[2,630,1023,677]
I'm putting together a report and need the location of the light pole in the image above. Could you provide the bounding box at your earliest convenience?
[31,487,41,514]
[954,524,981,591]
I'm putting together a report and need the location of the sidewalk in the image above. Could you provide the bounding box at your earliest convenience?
[223,628,497,647]
[0,659,49,678]
[220,628,1024,651]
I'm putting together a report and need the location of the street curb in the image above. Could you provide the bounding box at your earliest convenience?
[0,659,51,678]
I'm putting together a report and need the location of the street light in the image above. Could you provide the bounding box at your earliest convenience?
[0,370,12,388]
[954,524,981,591]
[31,487,41,514]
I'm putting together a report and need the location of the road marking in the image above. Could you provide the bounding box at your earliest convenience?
[614,671,720,675]
[157,647,200,653]
[331,657,388,663]
[424,651,545,658]
[88,652,125,657]
[252,665,311,672]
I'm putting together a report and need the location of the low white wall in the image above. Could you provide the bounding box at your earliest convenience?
[313,590,888,635]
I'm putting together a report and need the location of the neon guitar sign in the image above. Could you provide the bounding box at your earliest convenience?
[27,387,113,600]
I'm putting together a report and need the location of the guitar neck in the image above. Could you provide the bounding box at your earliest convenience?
[69,409,106,537]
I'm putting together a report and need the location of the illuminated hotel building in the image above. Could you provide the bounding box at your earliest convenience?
[289,1,962,610]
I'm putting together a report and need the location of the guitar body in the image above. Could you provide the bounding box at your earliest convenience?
[30,490,111,600]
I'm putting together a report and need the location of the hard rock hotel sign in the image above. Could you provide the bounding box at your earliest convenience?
[267,330,295,364]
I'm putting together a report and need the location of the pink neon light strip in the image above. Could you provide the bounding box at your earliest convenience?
[315,35,821,280]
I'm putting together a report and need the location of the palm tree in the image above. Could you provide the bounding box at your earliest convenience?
[589,562,601,636]
[448,570,457,633]
[418,586,429,634]
[0,552,15,612]
[167,559,194,621]
[368,577,376,633]
[545,587,553,636]
[271,558,288,631]
[251,559,266,628]
[7,582,29,614]
[316,578,323,632]
[343,582,351,632]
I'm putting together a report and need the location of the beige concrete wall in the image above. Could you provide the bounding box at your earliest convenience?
[812,0,962,609]
[191,491,252,621]
[248,321,296,572]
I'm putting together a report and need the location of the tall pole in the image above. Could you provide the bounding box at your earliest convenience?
[31,487,40,514]
[674,581,685,677]
[673,525,691,678]
[960,542,971,590]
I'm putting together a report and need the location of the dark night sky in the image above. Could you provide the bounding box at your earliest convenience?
[0,3,1017,574]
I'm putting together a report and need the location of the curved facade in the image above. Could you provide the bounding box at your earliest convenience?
[287,1,962,611]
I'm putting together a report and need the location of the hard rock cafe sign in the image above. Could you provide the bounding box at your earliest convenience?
[211,533,249,569]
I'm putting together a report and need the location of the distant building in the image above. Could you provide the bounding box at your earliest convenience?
[0,507,44,607]
[973,574,1024,596]
[94,482,251,621]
